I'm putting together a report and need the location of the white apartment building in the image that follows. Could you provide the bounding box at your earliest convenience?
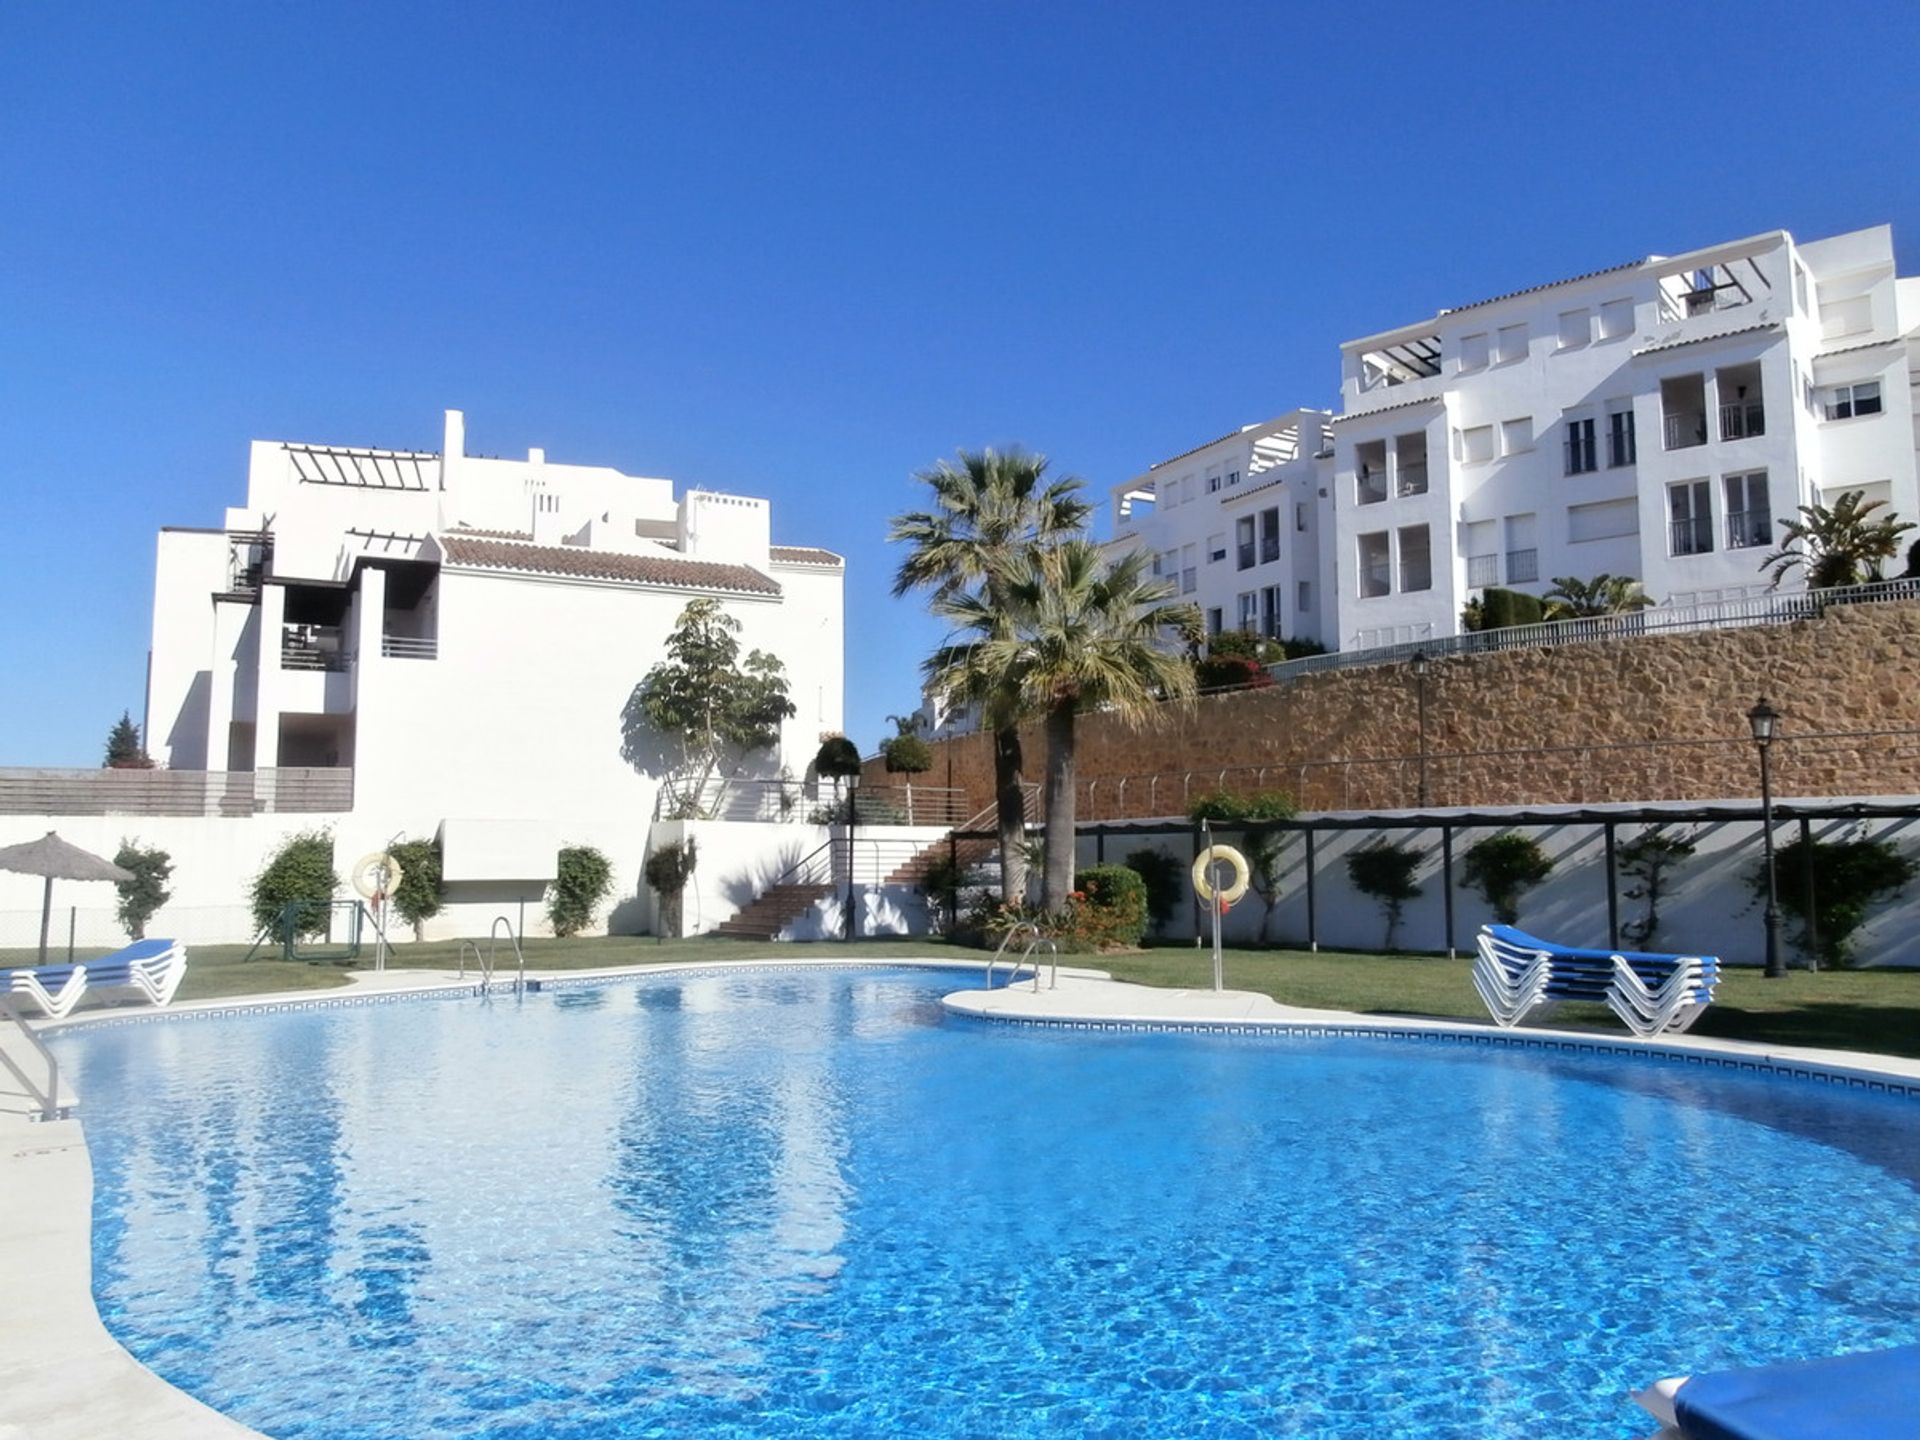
[1108,222,1920,655]
[132,408,844,932]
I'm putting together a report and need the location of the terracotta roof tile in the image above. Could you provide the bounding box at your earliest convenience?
[769,545,844,566]
[436,534,781,595]
[446,525,534,541]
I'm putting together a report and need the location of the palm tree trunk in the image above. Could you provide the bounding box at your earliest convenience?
[992,726,1027,906]
[1041,700,1076,911]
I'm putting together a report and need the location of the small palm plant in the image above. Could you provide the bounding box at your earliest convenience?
[1761,490,1916,590]
[1543,573,1654,618]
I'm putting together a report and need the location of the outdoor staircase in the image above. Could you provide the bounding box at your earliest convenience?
[713,883,836,941]
[883,834,998,885]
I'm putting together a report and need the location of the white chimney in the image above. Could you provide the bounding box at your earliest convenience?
[528,446,545,465]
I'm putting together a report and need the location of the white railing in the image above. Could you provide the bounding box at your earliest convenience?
[653,777,972,826]
[380,634,437,660]
[281,623,350,672]
[0,766,353,816]
[1270,577,1920,685]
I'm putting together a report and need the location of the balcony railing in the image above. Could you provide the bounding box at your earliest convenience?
[1398,562,1432,593]
[1670,517,1713,556]
[1396,465,1429,497]
[381,634,438,660]
[282,624,350,672]
[1663,413,1709,450]
[1466,553,1499,588]
[1505,548,1539,583]
[1719,402,1766,440]
[1359,561,1392,598]
[1357,470,1388,505]
[1726,509,1773,550]
[0,767,353,816]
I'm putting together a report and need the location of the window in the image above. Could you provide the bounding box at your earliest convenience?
[1557,308,1591,350]
[1669,481,1713,556]
[1564,416,1597,475]
[1206,607,1223,637]
[1398,525,1432,593]
[1207,532,1226,564]
[1259,507,1281,564]
[1150,551,1164,577]
[1260,585,1282,638]
[1607,404,1637,467]
[1357,439,1388,503]
[1181,543,1196,595]
[1466,553,1499,587]
[1294,502,1308,533]
[1207,473,1222,494]
[1822,381,1883,421]
[1358,533,1391,598]
[1459,424,1495,464]
[1500,417,1533,456]
[1495,324,1528,364]
[1567,498,1639,543]
[1159,548,1178,579]
[1504,514,1537,583]
[1237,592,1258,630]
[1296,580,1311,613]
[1598,298,1633,340]
[1236,517,1256,570]
[1227,469,1241,487]
[1459,331,1490,371]
[1725,471,1770,549]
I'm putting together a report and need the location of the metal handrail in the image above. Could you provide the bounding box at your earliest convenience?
[986,922,1040,989]
[0,993,69,1122]
[457,939,486,986]
[490,916,527,995]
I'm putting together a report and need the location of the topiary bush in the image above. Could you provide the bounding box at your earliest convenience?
[387,837,444,941]
[1124,848,1183,938]
[112,839,173,940]
[643,838,699,939]
[251,829,340,941]
[549,845,614,938]
[1752,830,1916,969]
[881,733,933,775]
[1074,865,1148,949]
[1461,832,1554,925]
[814,735,862,779]
[1346,839,1422,949]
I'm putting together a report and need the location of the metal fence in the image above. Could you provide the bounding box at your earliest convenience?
[654,777,971,826]
[0,904,260,964]
[0,767,353,816]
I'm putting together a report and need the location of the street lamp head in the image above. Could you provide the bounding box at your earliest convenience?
[1410,649,1428,677]
[1747,696,1780,746]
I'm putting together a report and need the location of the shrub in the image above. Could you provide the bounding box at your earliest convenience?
[386,837,444,940]
[1124,848,1183,937]
[1188,789,1298,823]
[881,733,933,774]
[643,838,699,939]
[813,735,863,779]
[1462,587,1547,632]
[1461,832,1554,925]
[1346,840,1422,949]
[1194,654,1273,691]
[251,829,340,941]
[549,845,614,938]
[1752,831,1916,969]
[1075,865,1148,949]
[112,839,173,940]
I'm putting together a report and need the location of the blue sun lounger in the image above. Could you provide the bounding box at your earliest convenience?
[0,938,187,1019]
[1473,924,1719,1037]
[1635,1344,1920,1440]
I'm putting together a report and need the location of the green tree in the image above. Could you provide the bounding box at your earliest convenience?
[1346,840,1423,949]
[891,447,1091,905]
[104,711,153,769]
[549,845,613,938]
[1544,573,1654,618]
[387,837,444,940]
[1761,490,1916,590]
[880,713,933,776]
[624,598,797,815]
[251,829,340,941]
[1461,832,1555,925]
[1618,826,1695,948]
[112,840,173,940]
[931,540,1198,910]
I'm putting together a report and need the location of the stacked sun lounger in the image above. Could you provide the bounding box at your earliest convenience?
[0,939,188,1020]
[1635,1343,1920,1440]
[1473,924,1719,1037]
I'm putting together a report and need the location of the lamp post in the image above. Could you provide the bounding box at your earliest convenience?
[1748,696,1785,979]
[1411,650,1430,808]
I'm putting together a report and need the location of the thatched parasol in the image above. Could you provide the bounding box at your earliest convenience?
[0,831,134,965]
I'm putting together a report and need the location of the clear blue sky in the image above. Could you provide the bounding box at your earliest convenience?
[2,1,1915,766]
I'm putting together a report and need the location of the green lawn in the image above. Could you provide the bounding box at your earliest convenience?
[32,933,1920,1062]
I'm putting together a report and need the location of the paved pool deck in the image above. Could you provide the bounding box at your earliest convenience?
[4,957,1918,1438]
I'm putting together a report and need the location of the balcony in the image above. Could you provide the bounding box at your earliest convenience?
[1670,517,1713,556]
[1726,508,1772,550]
[381,634,438,660]
[1505,548,1539,584]
[1360,562,1392,598]
[1663,413,1709,450]
[1396,463,1429,497]
[1719,401,1765,441]
[282,624,350,672]
[1466,553,1499,588]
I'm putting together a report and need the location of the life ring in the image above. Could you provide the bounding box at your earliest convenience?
[1191,845,1250,905]
[350,851,404,902]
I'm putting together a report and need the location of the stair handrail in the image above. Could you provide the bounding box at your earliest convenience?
[0,993,69,1122]
[490,916,527,995]
[986,922,1041,989]
[758,839,840,894]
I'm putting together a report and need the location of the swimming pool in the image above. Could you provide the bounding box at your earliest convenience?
[56,966,1920,1439]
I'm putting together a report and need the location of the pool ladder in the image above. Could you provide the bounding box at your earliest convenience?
[458,916,528,996]
[985,921,1058,993]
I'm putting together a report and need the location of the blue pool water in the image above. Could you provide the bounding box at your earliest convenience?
[56,966,1920,1440]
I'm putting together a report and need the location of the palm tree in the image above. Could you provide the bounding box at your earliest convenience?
[1762,490,1917,590]
[890,449,1091,904]
[1543,573,1654,618]
[932,541,1199,911]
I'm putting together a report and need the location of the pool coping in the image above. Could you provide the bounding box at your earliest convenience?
[4,957,1919,1440]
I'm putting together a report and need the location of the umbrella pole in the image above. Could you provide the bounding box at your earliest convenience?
[38,875,53,967]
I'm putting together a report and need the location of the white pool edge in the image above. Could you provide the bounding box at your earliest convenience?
[5,957,1919,1440]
